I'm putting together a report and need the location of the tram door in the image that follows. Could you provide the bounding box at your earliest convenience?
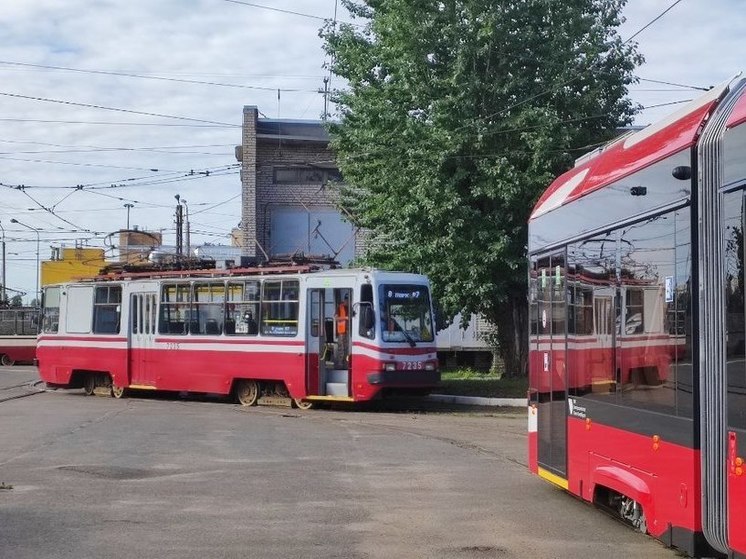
[128,284,158,387]
[305,286,353,397]
[535,251,568,478]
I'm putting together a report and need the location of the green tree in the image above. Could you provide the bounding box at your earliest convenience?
[9,294,23,308]
[322,0,641,375]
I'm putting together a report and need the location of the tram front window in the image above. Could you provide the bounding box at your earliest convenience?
[379,284,434,343]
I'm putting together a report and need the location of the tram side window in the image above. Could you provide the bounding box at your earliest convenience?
[724,189,746,430]
[568,282,593,335]
[93,285,122,334]
[225,281,259,335]
[159,283,190,335]
[616,212,680,416]
[42,287,60,333]
[567,236,618,398]
[261,280,299,336]
[192,283,225,335]
[624,289,644,335]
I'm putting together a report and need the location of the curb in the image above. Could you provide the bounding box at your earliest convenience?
[427,394,526,407]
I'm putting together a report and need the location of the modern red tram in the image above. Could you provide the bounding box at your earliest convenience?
[36,265,439,407]
[528,76,746,557]
[0,306,39,365]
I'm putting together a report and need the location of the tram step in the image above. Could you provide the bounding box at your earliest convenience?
[325,382,349,397]
[326,369,349,384]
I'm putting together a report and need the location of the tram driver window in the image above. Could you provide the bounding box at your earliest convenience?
[358,283,375,339]
[42,286,61,334]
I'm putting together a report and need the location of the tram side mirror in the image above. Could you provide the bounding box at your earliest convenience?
[358,303,375,338]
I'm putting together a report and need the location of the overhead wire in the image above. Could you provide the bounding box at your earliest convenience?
[0,117,234,128]
[0,91,240,127]
[624,0,686,44]
[0,60,314,93]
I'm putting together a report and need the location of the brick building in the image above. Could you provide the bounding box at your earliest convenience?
[236,107,358,265]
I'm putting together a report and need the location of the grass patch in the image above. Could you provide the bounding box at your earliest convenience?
[436,369,527,398]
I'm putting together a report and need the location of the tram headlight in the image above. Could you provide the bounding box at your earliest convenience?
[424,362,436,371]
[383,362,397,371]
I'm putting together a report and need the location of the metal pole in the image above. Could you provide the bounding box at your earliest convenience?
[0,220,6,304]
[181,199,190,256]
[35,230,39,305]
[10,219,40,305]
[124,203,134,229]
[174,195,183,257]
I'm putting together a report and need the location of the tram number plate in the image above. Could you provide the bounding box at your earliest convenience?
[400,361,424,370]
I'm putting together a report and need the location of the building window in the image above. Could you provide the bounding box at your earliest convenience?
[273,166,341,185]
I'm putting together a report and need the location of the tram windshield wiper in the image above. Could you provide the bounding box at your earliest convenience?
[396,320,417,348]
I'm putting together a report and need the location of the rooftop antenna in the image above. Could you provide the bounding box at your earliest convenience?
[321,0,338,121]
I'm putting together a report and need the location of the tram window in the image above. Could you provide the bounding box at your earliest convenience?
[616,212,678,416]
[192,283,225,335]
[42,287,60,334]
[568,283,593,335]
[566,236,617,398]
[261,280,299,336]
[624,289,644,335]
[724,190,746,429]
[159,283,190,335]
[359,283,375,339]
[93,285,122,334]
[225,281,259,336]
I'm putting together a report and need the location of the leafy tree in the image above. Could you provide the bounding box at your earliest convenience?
[322,0,641,375]
[9,294,23,308]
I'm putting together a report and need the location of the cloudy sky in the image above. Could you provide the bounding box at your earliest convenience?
[0,0,742,301]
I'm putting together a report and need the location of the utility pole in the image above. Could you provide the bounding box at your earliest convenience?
[10,219,40,306]
[124,203,134,229]
[0,220,6,304]
[175,194,183,256]
[181,199,190,256]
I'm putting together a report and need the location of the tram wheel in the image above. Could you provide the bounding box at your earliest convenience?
[235,380,259,406]
[1,354,14,367]
[111,384,128,399]
[292,398,314,410]
[83,375,96,396]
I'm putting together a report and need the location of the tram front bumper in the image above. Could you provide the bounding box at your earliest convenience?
[367,370,441,386]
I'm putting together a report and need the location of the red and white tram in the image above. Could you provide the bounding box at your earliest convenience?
[37,265,439,407]
[528,76,746,557]
[0,306,39,366]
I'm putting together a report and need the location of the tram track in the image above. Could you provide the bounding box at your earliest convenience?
[0,380,46,404]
